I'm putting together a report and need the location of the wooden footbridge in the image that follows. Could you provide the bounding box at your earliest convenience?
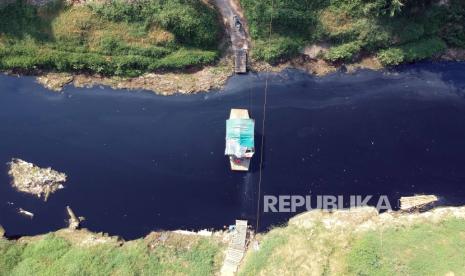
[220,220,248,275]
[234,49,248,74]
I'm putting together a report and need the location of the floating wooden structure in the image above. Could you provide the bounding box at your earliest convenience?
[220,220,248,276]
[234,49,248,74]
[400,195,438,212]
[225,109,255,171]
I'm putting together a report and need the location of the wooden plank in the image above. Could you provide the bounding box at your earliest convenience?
[220,220,248,276]
[400,195,438,211]
[234,49,247,73]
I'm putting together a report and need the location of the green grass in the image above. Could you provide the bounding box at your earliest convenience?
[347,219,465,275]
[238,229,288,275]
[0,0,220,77]
[239,218,465,275]
[0,234,224,276]
[240,0,464,64]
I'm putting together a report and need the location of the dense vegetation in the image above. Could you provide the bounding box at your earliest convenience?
[239,218,465,275]
[0,0,220,77]
[240,0,465,65]
[0,233,223,276]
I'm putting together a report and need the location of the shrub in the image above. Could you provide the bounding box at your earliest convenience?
[324,41,361,62]
[378,37,447,66]
[253,37,301,64]
[377,47,404,66]
[401,37,447,62]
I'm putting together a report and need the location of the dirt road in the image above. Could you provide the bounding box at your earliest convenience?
[213,0,250,51]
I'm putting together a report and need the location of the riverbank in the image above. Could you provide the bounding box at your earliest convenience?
[29,47,464,95]
[2,206,465,275]
[33,56,233,94]
[0,227,227,275]
[2,0,465,94]
[240,206,465,275]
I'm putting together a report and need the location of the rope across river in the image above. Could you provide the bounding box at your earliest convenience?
[255,0,274,231]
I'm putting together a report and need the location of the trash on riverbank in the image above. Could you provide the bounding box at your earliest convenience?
[36,73,73,92]
[8,158,67,201]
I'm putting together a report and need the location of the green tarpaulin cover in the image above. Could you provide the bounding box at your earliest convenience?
[225,119,255,157]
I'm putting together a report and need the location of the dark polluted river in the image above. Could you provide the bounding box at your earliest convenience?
[1,62,465,239]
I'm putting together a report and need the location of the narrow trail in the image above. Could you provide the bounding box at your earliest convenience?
[213,0,250,51]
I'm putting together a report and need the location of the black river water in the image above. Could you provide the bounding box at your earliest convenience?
[1,62,465,239]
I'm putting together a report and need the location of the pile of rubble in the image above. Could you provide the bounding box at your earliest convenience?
[8,158,67,201]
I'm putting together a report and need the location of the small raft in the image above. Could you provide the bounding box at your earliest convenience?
[225,109,255,171]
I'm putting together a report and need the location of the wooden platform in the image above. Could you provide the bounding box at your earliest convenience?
[230,108,249,119]
[400,195,438,211]
[229,157,250,171]
[234,49,247,74]
[220,220,248,276]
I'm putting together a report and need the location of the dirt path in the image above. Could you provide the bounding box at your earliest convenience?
[213,0,250,51]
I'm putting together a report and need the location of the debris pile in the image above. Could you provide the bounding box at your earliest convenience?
[8,158,67,201]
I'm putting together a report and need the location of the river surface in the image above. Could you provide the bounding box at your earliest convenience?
[1,62,465,239]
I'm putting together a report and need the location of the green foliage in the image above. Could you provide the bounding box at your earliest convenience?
[377,47,404,66]
[440,0,465,48]
[0,0,52,41]
[0,0,219,76]
[347,219,465,275]
[241,0,465,64]
[253,37,301,64]
[154,48,218,70]
[378,37,447,66]
[325,42,361,62]
[0,234,223,276]
[91,0,220,48]
[240,0,325,61]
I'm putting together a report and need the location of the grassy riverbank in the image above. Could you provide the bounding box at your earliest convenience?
[0,0,220,77]
[1,208,465,275]
[239,208,465,275]
[240,0,465,65]
[0,229,224,276]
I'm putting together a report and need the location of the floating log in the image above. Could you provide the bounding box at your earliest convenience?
[66,206,83,230]
[18,208,34,218]
[400,195,438,212]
